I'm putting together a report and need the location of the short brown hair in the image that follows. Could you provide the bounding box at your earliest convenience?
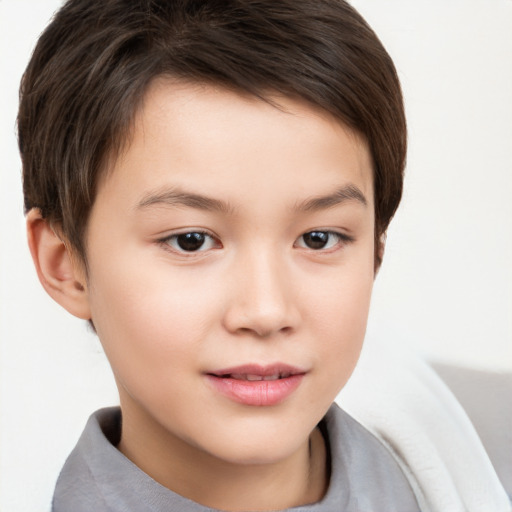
[18,0,406,267]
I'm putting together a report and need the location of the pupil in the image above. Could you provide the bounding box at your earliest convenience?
[304,231,328,249]
[177,233,205,251]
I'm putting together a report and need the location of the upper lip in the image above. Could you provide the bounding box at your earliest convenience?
[207,363,307,380]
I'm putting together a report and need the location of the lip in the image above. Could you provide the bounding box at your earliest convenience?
[205,364,306,406]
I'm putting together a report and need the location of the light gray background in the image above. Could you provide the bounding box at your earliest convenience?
[1,1,511,511]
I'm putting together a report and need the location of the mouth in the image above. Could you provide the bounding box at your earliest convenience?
[205,364,306,406]
[214,371,296,381]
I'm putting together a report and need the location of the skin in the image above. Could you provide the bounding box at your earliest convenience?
[28,79,376,511]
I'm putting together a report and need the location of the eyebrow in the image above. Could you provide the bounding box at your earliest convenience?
[135,183,367,214]
[295,184,368,211]
[136,187,233,213]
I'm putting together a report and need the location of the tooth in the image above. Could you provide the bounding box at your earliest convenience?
[246,374,264,381]
[263,374,279,381]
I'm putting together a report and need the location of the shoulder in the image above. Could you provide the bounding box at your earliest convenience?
[52,407,147,512]
[318,403,420,512]
[52,407,200,512]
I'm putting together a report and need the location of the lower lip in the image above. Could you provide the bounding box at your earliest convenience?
[206,374,305,406]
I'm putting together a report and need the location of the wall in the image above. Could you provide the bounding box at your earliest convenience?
[1,1,511,511]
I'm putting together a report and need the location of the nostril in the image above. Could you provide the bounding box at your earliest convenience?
[234,324,294,338]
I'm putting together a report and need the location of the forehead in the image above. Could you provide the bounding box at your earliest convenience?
[99,79,374,212]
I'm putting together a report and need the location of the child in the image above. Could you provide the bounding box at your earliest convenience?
[14,0,454,510]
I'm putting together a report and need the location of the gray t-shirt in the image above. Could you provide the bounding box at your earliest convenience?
[52,404,420,511]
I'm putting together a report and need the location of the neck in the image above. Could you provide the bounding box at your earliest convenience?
[117,402,328,511]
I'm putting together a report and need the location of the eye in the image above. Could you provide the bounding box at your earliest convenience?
[163,231,219,253]
[295,230,349,250]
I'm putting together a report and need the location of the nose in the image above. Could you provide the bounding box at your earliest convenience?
[222,248,300,338]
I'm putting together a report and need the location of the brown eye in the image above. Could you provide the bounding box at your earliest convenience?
[301,231,330,249]
[165,232,217,252]
[176,233,206,251]
[295,230,350,251]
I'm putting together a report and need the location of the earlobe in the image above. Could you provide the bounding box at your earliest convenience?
[26,208,91,320]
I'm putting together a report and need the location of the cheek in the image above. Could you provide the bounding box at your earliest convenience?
[307,263,374,393]
[85,256,222,382]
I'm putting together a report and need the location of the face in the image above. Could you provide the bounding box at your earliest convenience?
[83,79,375,468]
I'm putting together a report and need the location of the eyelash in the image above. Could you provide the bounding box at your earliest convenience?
[158,229,354,255]
[294,230,354,251]
[159,230,221,254]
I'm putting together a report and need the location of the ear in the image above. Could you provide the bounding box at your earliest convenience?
[26,208,91,320]
[374,232,386,275]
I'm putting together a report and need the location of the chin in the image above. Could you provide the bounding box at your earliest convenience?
[214,441,303,466]
[194,420,314,467]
